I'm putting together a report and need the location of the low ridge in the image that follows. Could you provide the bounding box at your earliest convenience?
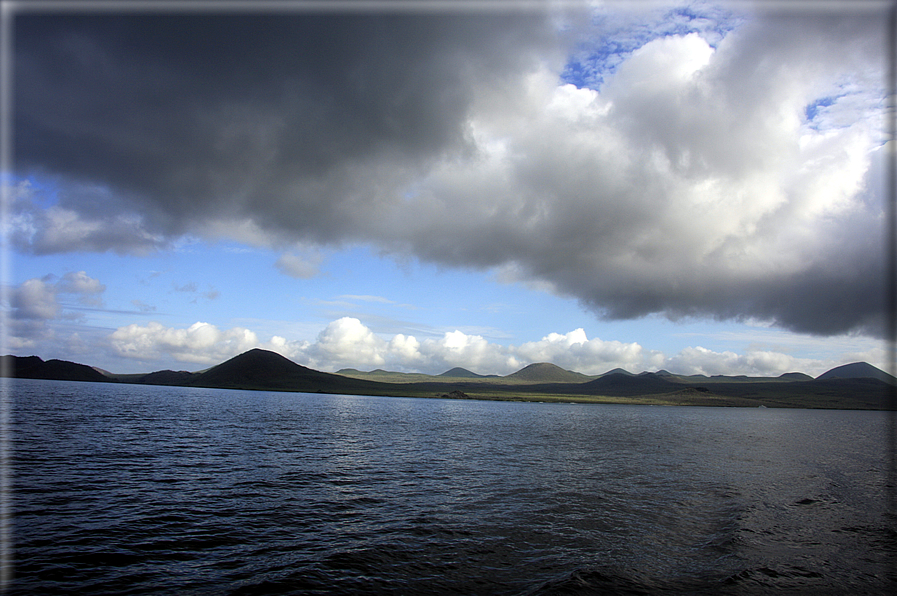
[506,362,588,383]
[139,370,198,385]
[1,355,112,383]
[581,372,677,396]
[779,372,813,381]
[440,367,485,378]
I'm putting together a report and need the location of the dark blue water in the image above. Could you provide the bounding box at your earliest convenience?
[8,378,896,594]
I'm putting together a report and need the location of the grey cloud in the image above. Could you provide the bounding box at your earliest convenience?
[51,271,107,309]
[9,181,170,255]
[131,299,157,313]
[7,272,107,357]
[173,282,198,293]
[15,11,558,239]
[10,277,60,320]
[275,252,322,279]
[12,5,890,338]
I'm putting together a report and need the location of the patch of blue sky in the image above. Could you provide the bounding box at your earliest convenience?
[561,1,742,91]
[804,96,837,122]
[8,175,56,208]
[802,84,885,137]
[314,246,587,342]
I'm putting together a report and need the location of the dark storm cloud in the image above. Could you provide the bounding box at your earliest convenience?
[15,10,560,237]
[10,4,891,338]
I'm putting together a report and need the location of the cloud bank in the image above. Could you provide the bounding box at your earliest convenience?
[10,3,891,337]
[103,316,871,379]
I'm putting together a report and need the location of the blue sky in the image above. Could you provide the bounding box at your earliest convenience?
[8,236,887,376]
[4,1,893,377]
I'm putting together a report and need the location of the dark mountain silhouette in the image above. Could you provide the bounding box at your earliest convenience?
[507,362,589,382]
[601,367,635,377]
[779,372,813,381]
[184,348,400,396]
[1,355,112,383]
[138,370,198,385]
[816,362,896,384]
[190,348,355,392]
[440,367,486,378]
[579,372,677,396]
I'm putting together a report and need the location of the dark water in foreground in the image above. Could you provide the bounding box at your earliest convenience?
[8,379,897,594]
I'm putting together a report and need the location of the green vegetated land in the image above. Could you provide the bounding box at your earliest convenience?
[3,350,895,410]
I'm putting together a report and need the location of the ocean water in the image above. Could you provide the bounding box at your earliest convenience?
[7,378,896,594]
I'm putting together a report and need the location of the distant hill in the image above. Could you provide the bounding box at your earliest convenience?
[779,372,813,381]
[337,368,402,377]
[601,367,635,377]
[335,368,436,383]
[579,372,678,396]
[816,362,896,384]
[1,355,112,383]
[506,362,589,383]
[190,348,348,391]
[337,368,425,378]
[440,367,486,378]
[138,370,198,385]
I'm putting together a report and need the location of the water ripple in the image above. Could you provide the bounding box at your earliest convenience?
[9,380,896,595]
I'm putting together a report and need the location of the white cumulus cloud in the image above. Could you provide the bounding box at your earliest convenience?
[306,317,387,370]
[109,321,264,366]
[516,329,651,375]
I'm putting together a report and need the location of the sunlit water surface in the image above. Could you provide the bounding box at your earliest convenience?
[9,379,897,594]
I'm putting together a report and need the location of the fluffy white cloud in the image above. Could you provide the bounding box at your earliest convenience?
[306,317,386,370]
[109,321,265,366]
[608,32,713,94]
[419,330,521,375]
[387,333,424,366]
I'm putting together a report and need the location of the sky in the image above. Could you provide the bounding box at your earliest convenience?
[2,0,894,378]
